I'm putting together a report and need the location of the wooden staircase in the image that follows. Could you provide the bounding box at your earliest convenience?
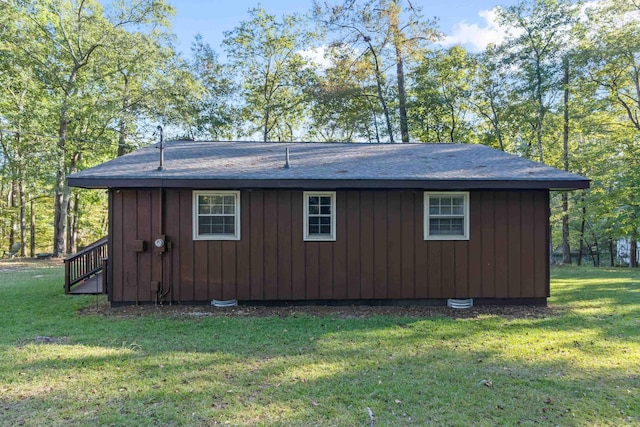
[64,237,108,295]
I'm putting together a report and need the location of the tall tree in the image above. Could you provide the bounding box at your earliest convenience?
[315,0,439,142]
[7,0,174,256]
[307,43,384,142]
[497,0,579,163]
[410,46,476,143]
[223,7,317,142]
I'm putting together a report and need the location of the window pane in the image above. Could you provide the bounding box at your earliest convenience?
[309,196,319,206]
[309,217,319,226]
[430,218,464,236]
[319,196,331,205]
[320,205,331,215]
[223,205,235,215]
[223,195,235,205]
[309,205,319,215]
[198,215,236,235]
[320,216,331,225]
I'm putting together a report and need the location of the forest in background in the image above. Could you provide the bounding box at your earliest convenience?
[0,0,639,266]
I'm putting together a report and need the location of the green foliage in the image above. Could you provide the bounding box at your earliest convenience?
[223,7,317,142]
[410,46,478,143]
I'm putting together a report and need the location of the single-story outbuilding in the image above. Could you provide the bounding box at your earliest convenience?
[68,141,589,306]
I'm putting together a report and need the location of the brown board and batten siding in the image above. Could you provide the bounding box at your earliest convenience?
[109,188,549,304]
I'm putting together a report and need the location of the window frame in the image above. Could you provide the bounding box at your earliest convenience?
[303,191,336,242]
[423,191,470,241]
[192,190,241,241]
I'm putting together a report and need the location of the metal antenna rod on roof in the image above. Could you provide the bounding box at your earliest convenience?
[284,147,291,169]
[154,125,164,171]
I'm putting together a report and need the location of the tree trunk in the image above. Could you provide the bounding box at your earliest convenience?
[395,40,409,142]
[53,161,69,257]
[263,108,269,142]
[631,237,638,268]
[561,59,571,265]
[561,193,571,264]
[117,72,130,157]
[587,233,600,267]
[577,200,586,266]
[53,104,69,257]
[608,236,615,267]
[19,179,26,257]
[366,40,394,142]
[10,179,17,248]
[67,193,79,254]
[30,198,35,258]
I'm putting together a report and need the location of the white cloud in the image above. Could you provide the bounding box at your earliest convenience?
[299,46,332,70]
[440,9,510,51]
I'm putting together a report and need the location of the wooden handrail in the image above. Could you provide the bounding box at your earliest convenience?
[64,236,108,294]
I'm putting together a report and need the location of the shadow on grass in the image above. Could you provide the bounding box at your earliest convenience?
[2,335,638,426]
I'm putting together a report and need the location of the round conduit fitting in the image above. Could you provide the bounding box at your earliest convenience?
[447,298,473,309]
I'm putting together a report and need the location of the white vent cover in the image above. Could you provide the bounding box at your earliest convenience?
[447,298,473,309]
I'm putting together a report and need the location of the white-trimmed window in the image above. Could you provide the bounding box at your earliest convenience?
[304,191,336,241]
[424,192,469,240]
[193,191,241,240]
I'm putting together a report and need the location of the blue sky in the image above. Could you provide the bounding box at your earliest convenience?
[168,0,521,55]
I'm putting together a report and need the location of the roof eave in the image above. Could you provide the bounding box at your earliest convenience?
[67,177,590,191]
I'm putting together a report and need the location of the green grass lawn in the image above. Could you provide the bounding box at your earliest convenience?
[0,264,638,426]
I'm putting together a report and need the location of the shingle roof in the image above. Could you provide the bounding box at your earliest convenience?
[67,140,589,190]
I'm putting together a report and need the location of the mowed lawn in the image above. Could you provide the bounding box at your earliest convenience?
[0,264,638,426]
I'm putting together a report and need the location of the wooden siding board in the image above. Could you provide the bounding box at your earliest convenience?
[333,191,348,299]
[137,190,152,303]
[250,191,265,300]
[318,243,334,299]
[373,191,388,299]
[277,191,293,300]
[236,191,251,300]
[468,192,483,297]
[359,192,374,299]
[533,191,548,297]
[194,241,210,300]
[165,190,181,303]
[222,241,236,300]
[346,191,361,299]
[508,192,522,297]
[112,190,124,302]
[122,191,138,302]
[263,192,279,300]
[481,192,495,298]
[305,243,320,299]
[494,191,509,298]
[414,191,429,298]
[387,191,403,299]
[454,241,469,298]
[107,190,114,302]
[179,189,194,302]
[400,191,415,299]
[291,191,306,299]
[440,242,455,298]
[426,241,441,298]
[520,191,535,297]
